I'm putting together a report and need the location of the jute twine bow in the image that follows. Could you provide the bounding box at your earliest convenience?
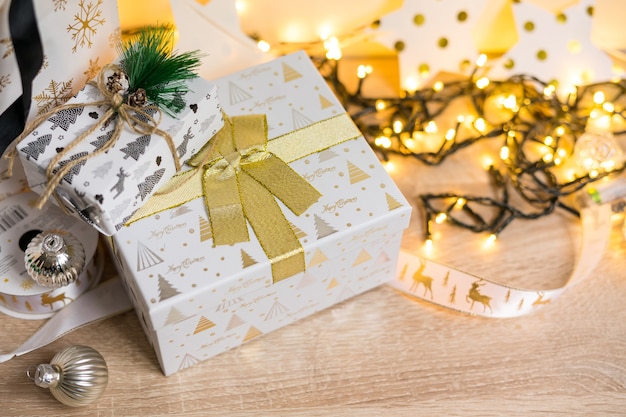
[4,63,181,210]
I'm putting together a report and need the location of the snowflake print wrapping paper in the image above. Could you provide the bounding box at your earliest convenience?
[0,0,119,125]
[16,74,224,236]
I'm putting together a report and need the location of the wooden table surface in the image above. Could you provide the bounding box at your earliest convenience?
[2,141,626,416]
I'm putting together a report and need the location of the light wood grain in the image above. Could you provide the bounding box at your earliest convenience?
[2,57,626,416]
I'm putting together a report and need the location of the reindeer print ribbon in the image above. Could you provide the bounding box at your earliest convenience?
[389,204,613,318]
[0,249,103,319]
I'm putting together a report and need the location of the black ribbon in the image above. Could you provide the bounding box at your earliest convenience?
[0,0,44,156]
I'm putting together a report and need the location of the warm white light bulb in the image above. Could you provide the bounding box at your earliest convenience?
[424,238,433,254]
[445,129,456,141]
[474,118,486,132]
[476,77,490,89]
[593,91,606,105]
[393,120,404,134]
[357,64,372,79]
[374,136,392,149]
[500,146,510,160]
[324,36,342,60]
[424,121,438,134]
[544,136,554,146]
[257,40,270,52]
[405,77,419,93]
[502,94,517,110]
[476,54,487,68]
[543,84,556,96]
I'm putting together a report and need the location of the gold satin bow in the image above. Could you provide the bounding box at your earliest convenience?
[129,112,363,281]
[192,114,320,281]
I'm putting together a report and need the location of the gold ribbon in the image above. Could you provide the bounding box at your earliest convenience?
[129,113,362,282]
[4,63,180,210]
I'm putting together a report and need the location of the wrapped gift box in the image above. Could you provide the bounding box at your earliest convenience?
[15,75,223,235]
[108,51,411,376]
[0,0,120,146]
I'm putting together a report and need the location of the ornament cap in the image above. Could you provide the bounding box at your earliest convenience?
[29,364,61,389]
[27,345,108,407]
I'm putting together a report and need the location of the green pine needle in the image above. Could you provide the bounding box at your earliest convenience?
[118,25,203,115]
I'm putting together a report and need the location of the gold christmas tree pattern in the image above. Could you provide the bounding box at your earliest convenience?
[287,221,307,239]
[193,316,216,334]
[226,314,246,331]
[313,214,337,239]
[308,249,328,267]
[165,307,189,326]
[157,275,180,302]
[319,94,334,109]
[136,242,163,271]
[282,62,302,82]
[198,216,212,242]
[318,149,338,162]
[385,193,403,211]
[265,300,288,321]
[292,109,313,129]
[228,81,252,105]
[243,326,263,342]
[347,161,370,184]
[177,354,200,372]
[352,249,372,266]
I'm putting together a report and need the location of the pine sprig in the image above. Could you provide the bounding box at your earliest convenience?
[118,25,203,115]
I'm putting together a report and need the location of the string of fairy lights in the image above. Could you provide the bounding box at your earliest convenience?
[250,33,626,245]
[315,54,626,244]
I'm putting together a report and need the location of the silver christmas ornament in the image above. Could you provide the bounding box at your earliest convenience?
[24,230,85,288]
[27,345,108,407]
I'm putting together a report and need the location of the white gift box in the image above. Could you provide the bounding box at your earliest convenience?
[15,75,224,235]
[108,51,411,375]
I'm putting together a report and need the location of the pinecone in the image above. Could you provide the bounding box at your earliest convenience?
[127,88,147,107]
[105,71,129,94]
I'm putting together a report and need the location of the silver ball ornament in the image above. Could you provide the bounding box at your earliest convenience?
[28,345,108,407]
[24,230,85,288]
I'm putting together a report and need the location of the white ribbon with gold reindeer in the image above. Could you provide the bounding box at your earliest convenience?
[0,152,132,363]
[0,157,104,319]
[0,192,104,319]
[389,204,612,318]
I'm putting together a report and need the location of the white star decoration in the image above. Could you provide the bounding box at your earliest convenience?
[376,0,619,90]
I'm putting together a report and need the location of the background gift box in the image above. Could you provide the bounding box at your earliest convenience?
[0,0,120,153]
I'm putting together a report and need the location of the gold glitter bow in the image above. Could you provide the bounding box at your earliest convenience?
[129,113,362,281]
